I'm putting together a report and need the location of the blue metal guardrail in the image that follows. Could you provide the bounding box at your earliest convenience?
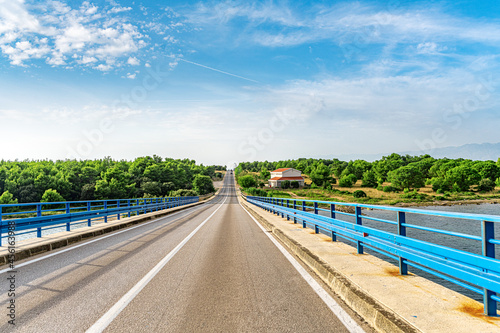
[0,196,199,246]
[246,195,500,316]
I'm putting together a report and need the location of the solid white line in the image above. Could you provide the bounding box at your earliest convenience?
[239,202,366,333]
[0,202,212,275]
[86,196,228,333]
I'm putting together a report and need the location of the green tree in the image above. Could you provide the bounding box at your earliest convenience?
[339,174,357,187]
[0,190,18,205]
[192,175,215,195]
[41,189,65,202]
[238,175,257,188]
[259,167,271,180]
[310,163,332,187]
[281,180,291,189]
[361,170,378,188]
[387,165,425,190]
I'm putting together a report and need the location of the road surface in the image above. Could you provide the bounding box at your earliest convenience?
[1,173,369,332]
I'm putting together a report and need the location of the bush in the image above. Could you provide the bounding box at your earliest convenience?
[383,186,397,193]
[339,174,357,187]
[245,187,267,197]
[281,180,291,189]
[290,181,300,189]
[238,175,257,188]
[361,170,378,188]
[353,190,367,198]
[170,189,197,197]
[192,174,215,195]
[41,189,65,203]
[478,178,495,192]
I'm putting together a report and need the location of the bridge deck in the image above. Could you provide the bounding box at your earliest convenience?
[0,174,368,332]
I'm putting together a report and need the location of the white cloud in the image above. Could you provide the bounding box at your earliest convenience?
[109,6,132,14]
[126,72,136,79]
[0,0,145,69]
[127,56,140,65]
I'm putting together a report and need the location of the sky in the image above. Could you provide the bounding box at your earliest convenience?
[0,0,499,168]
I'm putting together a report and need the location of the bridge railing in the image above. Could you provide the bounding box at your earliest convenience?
[0,196,199,246]
[245,195,500,316]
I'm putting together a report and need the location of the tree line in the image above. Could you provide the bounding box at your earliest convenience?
[0,156,225,204]
[235,154,500,193]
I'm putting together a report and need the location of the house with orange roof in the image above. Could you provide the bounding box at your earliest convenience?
[268,168,305,188]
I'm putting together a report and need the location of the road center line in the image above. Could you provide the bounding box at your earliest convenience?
[239,201,366,333]
[86,195,228,333]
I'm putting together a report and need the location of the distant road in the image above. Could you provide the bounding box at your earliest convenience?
[1,174,368,332]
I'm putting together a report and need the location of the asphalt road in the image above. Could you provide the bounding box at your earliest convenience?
[1,174,368,332]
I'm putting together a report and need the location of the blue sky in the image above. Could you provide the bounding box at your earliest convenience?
[0,0,499,167]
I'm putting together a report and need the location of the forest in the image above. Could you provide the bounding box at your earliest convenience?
[0,156,225,204]
[235,154,500,194]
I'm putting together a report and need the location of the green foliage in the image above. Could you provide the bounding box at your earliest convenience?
[238,175,257,188]
[169,189,197,197]
[281,180,291,189]
[387,164,425,190]
[244,187,267,197]
[192,175,215,195]
[236,156,498,197]
[339,174,357,187]
[361,170,378,188]
[478,178,495,192]
[0,190,18,205]
[259,167,270,180]
[400,190,429,200]
[0,156,218,203]
[41,189,65,202]
[353,190,367,198]
[497,177,500,188]
[383,186,397,193]
[310,163,332,187]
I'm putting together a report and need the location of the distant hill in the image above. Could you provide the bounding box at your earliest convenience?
[332,142,500,162]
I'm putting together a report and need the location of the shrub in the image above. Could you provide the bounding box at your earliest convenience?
[245,187,267,197]
[238,175,257,188]
[339,174,357,187]
[383,186,397,193]
[290,181,300,189]
[361,170,378,188]
[353,190,367,198]
[170,189,197,197]
[281,180,291,189]
[478,178,495,192]
[41,189,65,203]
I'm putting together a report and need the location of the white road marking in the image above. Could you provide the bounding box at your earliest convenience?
[239,201,366,333]
[86,196,228,333]
[0,201,215,275]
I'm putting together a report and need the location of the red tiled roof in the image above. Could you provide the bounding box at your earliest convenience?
[272,168,291,172]
[269,176,304,181]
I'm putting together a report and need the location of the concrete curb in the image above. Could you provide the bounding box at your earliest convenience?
[0,194,218,267]
[240,197,419,333]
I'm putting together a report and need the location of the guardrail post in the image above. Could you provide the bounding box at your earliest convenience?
[280,199,284,218]
[398,211,408,275]
[302,201,306,228]
[66,203,71,231]
[87,202,92,226]
[330,204,337,241]
[0,206,3,246]
[293,200,297,223]
[355,206,363,254]
[37,203,42,237]
[314,202,318,215]
[117,201,121,220]
[104,201,108,223]
[482,220,497,316]
[128,200,131,218]
[286,199,290,220]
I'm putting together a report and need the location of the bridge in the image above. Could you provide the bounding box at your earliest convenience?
[0,173,499,332]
